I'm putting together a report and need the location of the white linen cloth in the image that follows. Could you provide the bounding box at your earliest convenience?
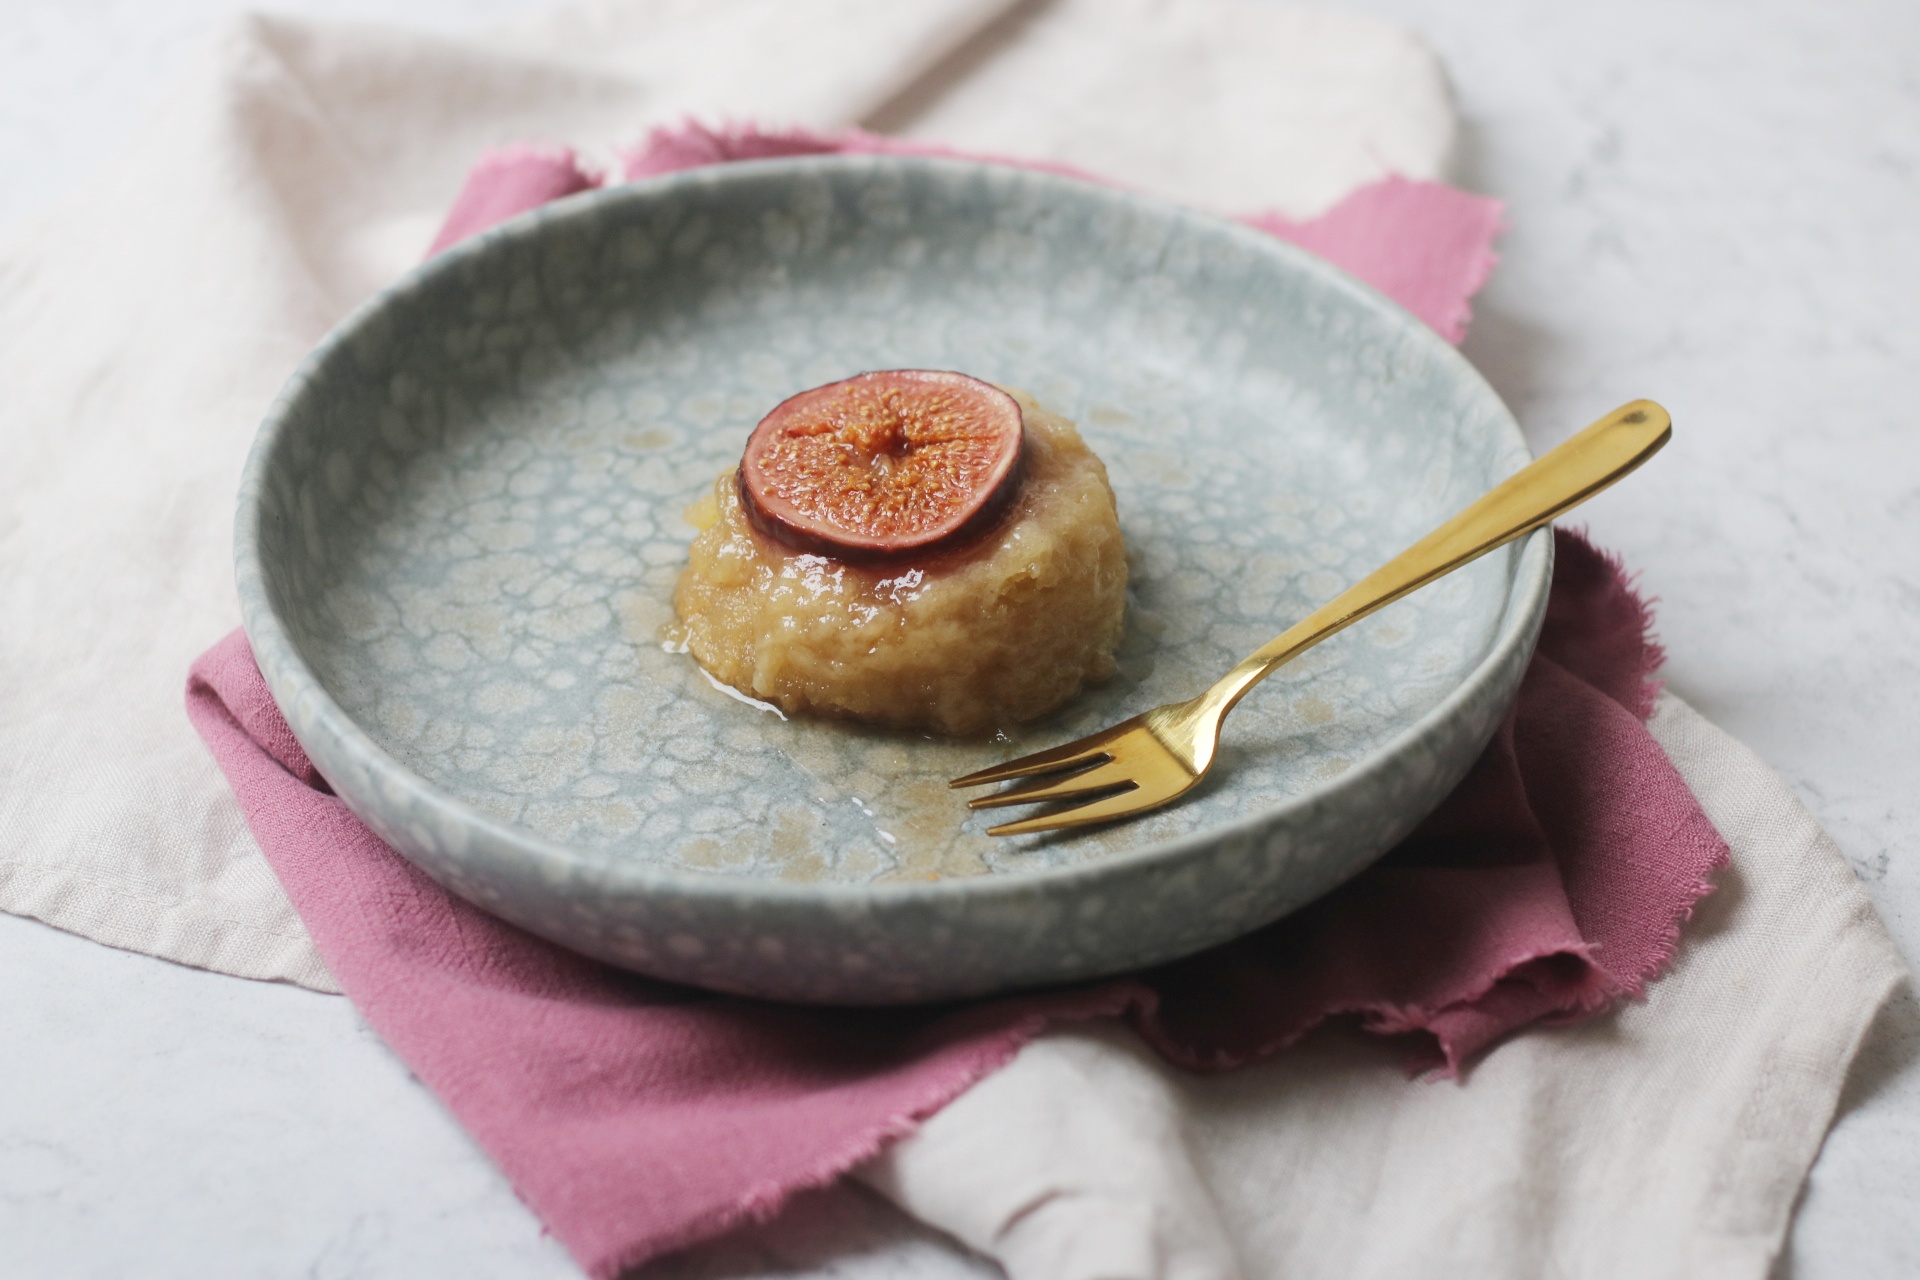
[0,3,1902,1278]
[0,0,1455,995]
[856,694,1905,1280]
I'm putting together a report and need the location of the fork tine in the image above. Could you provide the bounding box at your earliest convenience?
[948,717,1142,788]
[964,758,1133,810]
[982,783,1160,837]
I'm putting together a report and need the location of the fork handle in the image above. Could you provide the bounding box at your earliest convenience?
[1203,400,1672,716]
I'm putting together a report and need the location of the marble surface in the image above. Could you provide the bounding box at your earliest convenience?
[3,0,1916,1276]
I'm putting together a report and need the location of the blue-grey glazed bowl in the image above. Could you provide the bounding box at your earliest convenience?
[237,155,1550,1004]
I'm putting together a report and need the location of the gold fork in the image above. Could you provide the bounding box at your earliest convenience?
[951,400,1672,835]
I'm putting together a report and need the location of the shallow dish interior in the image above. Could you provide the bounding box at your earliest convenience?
[250,157,1533,890]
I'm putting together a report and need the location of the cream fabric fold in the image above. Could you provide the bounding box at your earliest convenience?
[873,0,1457,215]
[0,0,1015,991]
[859,694,1907,1280]
[0,0,1460,991]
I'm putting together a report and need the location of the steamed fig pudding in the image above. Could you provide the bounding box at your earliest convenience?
[672,370,1127,736]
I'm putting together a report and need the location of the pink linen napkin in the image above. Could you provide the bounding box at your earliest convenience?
[185,126,1727,1279]
[424,143,601,257]
[432,123,1502,343]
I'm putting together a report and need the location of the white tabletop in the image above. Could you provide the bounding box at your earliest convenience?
[4,1,1915,1275]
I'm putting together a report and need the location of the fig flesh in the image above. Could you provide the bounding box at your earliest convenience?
[737,370,1026,562]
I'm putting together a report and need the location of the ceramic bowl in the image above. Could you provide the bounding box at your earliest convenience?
[237,155,1550,1003]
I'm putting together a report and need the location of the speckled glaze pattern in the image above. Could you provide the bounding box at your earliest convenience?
[237,156,1550,1004]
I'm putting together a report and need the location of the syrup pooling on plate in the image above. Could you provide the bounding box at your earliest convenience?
[307,365,1504,887]
[674,382,1129,736]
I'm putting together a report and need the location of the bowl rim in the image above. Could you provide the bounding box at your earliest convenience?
[236,151,1553,912]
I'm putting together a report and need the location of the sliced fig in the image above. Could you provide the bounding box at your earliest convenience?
[737,370,1026,562]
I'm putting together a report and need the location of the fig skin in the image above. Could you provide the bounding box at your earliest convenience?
[736,370,1027,563]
